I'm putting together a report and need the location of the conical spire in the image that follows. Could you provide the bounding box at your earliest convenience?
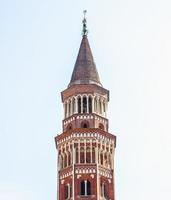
[68,11,102,88]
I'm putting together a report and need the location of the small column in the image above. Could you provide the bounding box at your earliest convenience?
[87,96,89,113]
[75,96,78,113]
[92,97,95,113]
[84,140,86,163]
[90,139,92,163]
[97,97,100,115]
[66,101,69,117]
[81,96,83,113]
[68,184,70,198]
[85,180,87,196]
[71,99,73,116]
[78,140,80,163]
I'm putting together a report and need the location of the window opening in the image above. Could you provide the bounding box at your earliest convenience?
[78,97,81,113]
[64,185,69,199]
[86,147,91,163]
[83,97,87,113]
[87,180,91,195]
[89,97,92,113]
[80,147,85,163]
[81,181,85,195]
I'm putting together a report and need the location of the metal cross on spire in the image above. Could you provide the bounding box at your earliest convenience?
[82,10,88,36]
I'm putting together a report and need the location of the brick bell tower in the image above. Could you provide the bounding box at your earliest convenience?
[55,11,116,200]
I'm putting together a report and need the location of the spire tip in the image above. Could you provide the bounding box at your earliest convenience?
[82,10,88,36]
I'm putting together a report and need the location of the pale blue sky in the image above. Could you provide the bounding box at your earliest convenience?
[1,0,171,199]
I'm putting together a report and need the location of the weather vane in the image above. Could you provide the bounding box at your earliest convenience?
[82,10,88,36]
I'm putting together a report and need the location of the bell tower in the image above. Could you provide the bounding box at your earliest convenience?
[55,11,116,200]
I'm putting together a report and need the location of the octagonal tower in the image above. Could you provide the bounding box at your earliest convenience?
[55,13,116,200]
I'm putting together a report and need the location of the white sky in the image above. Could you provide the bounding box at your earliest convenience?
[0,0,171,199]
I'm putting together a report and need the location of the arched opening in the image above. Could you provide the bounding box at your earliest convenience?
[68,100,71,116]
[81,121,89,128]
[103,101,106,115]
[100,182,108,198]
[83,96,87,113]
[64,153,67,168]
[94,98,97,113]
[104,184,108,198]
[81,181,85,195]
[88,96,92,113]
[87,180,91,195]
[80,147,85,163]
[72,98,75,114]
[76,148,79,163]
[92,147,95,163]
[104,152,108,167]
[64,185,69,199]
[99,100,102,114]
[100,152,103,165]
[78,97,81,113]
[59,155,63,169]
[86,147,91,163]
[80,180,91,196]
[64,103,67,118]
[66,123,72,131]
[99,123,104,130]
[68,151,71,166]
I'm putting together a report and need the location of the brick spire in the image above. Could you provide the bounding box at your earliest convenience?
[68,12,102,87]
[69,35,102,87]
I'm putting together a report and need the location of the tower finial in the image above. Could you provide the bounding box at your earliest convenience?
[82,10,88,36]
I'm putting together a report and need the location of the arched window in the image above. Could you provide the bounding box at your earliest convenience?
[100,152,103,165]
[64,184,69,199]
[86,147,91,163]
[92,147,95,163]
[68,100,71,116]
[81,121,89,128]
[64,153,67,168]
[103,101,106,114]
[78,97,81,113]
[83,96,87,113]
[68,151,71,166]
[72,98,75,114]
[100,182,108,198]
[59,155,63,169]
[80,147,85,163]
[66,123,72,131]
[65,103,67,118]
[104,184,108,198]
[99,123,104,130]
[94,98,97,112]
[87,180,91,195]
[76,148,79,163]
[104,152,108,167]
[81,181,85,195]
[99,100,102,114]
[64,184,71,199]
[80,180,91,196]
[88,96,92,113]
